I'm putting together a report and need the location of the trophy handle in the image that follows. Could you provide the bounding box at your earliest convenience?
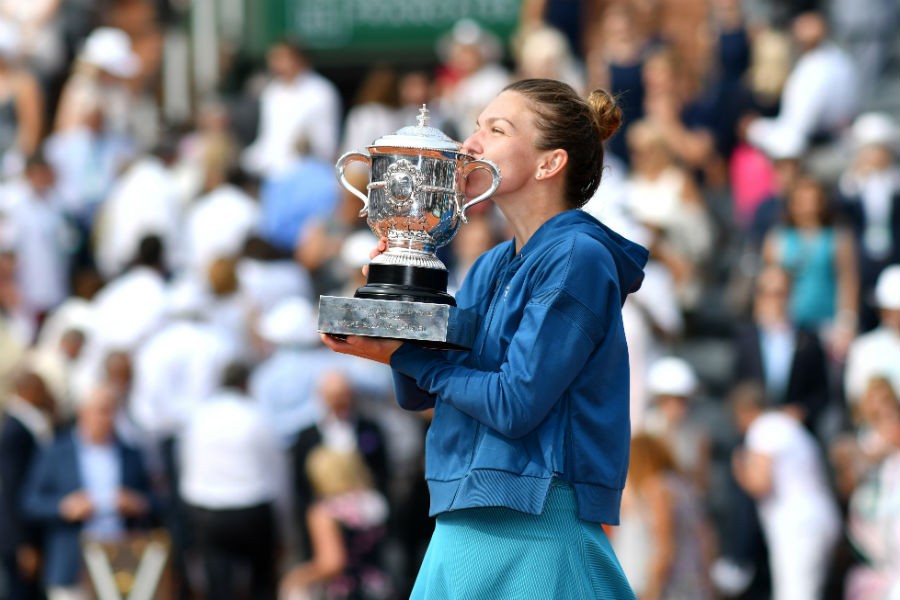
[335,151,372,216]
[460,158,501,222]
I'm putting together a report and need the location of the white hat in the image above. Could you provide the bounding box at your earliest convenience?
[258,296,319,347]
[340,230,380,270]
[647,356,698,398]
[80,27,140,78]
[851,112,900,151]
[875,265,900,310]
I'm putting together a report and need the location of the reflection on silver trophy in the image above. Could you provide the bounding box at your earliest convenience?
[317,105,501,349]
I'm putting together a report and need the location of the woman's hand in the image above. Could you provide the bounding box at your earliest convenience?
[320,333,403,365]
[361,237,389,278]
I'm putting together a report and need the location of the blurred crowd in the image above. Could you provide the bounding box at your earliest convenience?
[0,0,899,599]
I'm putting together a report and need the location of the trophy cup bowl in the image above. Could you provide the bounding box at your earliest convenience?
[317,105,501,349]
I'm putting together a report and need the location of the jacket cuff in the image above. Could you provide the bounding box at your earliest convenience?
[390,343,439,380]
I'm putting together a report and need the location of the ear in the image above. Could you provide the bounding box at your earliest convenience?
[535,149,568,180]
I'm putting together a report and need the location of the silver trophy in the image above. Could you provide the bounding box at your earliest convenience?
[317,105,501,349]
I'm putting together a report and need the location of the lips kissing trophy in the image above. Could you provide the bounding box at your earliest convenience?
[317,105,501,349]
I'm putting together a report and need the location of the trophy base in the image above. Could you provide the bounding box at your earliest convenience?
[317,296,478,350]
[355,264,456,306]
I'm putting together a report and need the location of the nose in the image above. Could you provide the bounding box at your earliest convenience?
[461,130,482,156]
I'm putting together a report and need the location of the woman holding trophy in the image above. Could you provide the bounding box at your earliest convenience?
[322,78,646,598]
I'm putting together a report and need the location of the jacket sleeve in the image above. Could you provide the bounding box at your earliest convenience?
[21,446,68,525]
[390,282,612,439]
[392,369,437,411]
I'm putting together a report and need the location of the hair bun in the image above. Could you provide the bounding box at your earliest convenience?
[587,88,623,142]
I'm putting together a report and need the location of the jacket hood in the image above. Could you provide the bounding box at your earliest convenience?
[525,210,649,305]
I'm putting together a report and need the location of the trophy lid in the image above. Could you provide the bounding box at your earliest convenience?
[371,105,462,152]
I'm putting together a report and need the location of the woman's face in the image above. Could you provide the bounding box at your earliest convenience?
[461,90,545,199]
[788,181,825,226]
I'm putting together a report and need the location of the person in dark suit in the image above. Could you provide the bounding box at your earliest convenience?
[22,383,155,600]
[712,265,831,599]
[733,264,830,433]
[1,370,54,600]
[291,370,388,560]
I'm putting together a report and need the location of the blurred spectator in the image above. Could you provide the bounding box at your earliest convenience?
[613,432,714,600]
[258,133,340,254]
[204,256,255,359]
[250,296,343,449]
[54,27,142,141]
[241,39,341,176]
[237,235,313,316]
[0,369,53,600]
[2,155,71,327]
[639,48,717,174]
[280,446,392,600]
[644,356,712,493]
[43,92,136,236]
[172,97,240,202]
[183,167,260,284]
[291,371,389,560]
[730,382,841,600]
[829,0,900,97]
[75,235,168,394]
[733,265,830,433]
[435,19,510,139]
[23,383,155,600]
[0,0,65,88]
[626,118,715,313]
[27,325,85,423]
[130,277,236,447]
[762,176,859,355]
[293,172,370,298]
[518,0,587,61]
[513,24,584,94]
[179,362,286,600]
[340,64,402,155]
[843,377,900,599]
[831,376,900,502]
[584,4,649,163]
[837,113,900,332]
[446,213,503,294]
[844,264,900,408]
[0,20,44,179]
[93,139,182,280]
[744,12,859,165]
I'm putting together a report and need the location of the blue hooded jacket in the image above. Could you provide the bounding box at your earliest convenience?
[390,209,648,525]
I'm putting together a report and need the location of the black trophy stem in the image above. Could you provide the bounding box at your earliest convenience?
[355,263,456,306]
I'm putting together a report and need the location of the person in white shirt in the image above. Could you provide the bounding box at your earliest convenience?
[129,277,236,446]
[180,362,286,600]
[731,382,841,600]
[745,11,858,159]
[845,264,900,407]
[241,40,341,176]
[4,156,70,323]
[71,236,169,402]
[93,142,183,280]
[183,168,260,283]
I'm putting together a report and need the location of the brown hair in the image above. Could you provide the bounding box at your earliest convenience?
[628,433,678,490]
[503,78,622,209]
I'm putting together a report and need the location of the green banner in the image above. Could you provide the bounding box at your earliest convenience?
[248,0,521,64]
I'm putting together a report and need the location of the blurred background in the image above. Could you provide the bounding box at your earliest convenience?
[1,0,899,599]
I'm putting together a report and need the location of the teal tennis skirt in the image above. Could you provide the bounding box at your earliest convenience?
[410,481,636,599]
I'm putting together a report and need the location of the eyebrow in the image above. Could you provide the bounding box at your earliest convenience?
[478,116,517,130]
